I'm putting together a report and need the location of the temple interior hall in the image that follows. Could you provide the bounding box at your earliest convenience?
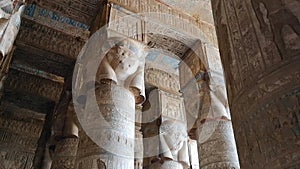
[0,0,299,169]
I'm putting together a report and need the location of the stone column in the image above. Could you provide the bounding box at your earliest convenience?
[51,103,79,169]
[212,0,300,168]
[179,45,239,168]
[135,105,143,169]
[75,37,146,169]
[195,80,239,169]
[144,90,190,169]
[0,0,25,99]
[141,89,160,168]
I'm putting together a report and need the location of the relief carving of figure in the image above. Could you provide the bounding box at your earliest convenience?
[97,37,146,104]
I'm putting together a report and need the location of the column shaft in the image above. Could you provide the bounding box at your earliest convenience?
[179,46,240,168]
[74,37,146,169]
[51,138,79,169]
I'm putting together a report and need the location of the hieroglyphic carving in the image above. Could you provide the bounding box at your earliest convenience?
[0,105,44,169]
[4,69,63,101]
[23,4,90,40]
[108,4,146,42]
[212,0,300,167]
[76,83,137,168]
[235,89,300,168]
[51,138,79,169]
[108,0,217,46]
[196,120,240,169]
[213,0,300,100]
[179,46,206,88]
[76,131,135,169]
[159,90,185,122]
[150,160,184,169]
[146,32,191,58]
[108,4,195,59]
[27,0,101,25]
[145,68,180,93]
[107,1,217,60]
[232,61,300,120]
[17,18,86,59]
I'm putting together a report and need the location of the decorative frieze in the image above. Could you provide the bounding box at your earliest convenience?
[27,0,100,25]
[4,69,63,101]
[17,18,86,59]
[108,0,217,46]
[23,4,90,39]
[145,68,180,93]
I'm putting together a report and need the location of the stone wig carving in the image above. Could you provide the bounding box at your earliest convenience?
[159,120,190,168]
[0,0,25,64]
[97,37,146,104]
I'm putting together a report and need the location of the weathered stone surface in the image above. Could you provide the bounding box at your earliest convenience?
[0,1,25,59]
[212,0,300,168]
[23,4,90,39]
[51,137,79,169]
[135,106,143,169]
[109,0,218,46]
[12,44,75,78]
[76,83,136,169]
[4,69,63,102]
[158,0,214,24]
[0,102,44,169]
[233,89,300,168]
[17,18,86,59]
[26,0,102,26]
[196,120,239,169]
[145,67,180,94]
[179,38,239,168]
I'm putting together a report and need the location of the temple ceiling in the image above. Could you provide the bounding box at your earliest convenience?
[7,0,210,116]
[156,0,214,24]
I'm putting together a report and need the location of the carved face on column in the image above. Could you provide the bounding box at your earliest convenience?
[106,46,140,82]
[97,38,146,104]
[159,121,189,166]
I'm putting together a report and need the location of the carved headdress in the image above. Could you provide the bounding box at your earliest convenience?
[97,37,146,104]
